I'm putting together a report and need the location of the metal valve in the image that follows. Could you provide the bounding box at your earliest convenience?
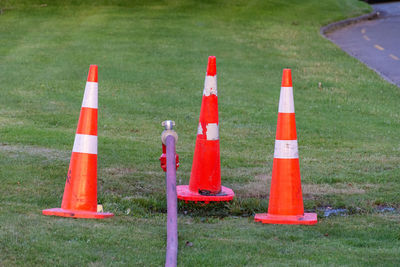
[160,120,179,172]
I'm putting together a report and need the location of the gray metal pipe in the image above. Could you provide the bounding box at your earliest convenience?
[165,135,178,267]
[161,120,178,267]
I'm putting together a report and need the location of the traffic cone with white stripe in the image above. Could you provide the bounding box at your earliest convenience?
[177,56,234,203]
[254,69,317,225]
[42,65,113,219]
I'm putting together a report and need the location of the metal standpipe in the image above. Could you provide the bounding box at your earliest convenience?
[161,120,178,267]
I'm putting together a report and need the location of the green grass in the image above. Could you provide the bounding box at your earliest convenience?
[1,0,400,265]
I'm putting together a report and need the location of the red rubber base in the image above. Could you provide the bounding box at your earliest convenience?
[254,212,317,225]
[42,208,114,219]
[177,185,234,204]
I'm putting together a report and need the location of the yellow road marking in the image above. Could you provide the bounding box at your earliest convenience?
[363,35,370,41]
[390,54,399,61]
[361,28,366,34]
[374,44,384,51]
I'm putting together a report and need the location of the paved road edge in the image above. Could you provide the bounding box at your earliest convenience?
[320,11,379,37]
[320,11,399,87]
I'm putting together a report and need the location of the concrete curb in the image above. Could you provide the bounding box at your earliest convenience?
[320,11,379,37]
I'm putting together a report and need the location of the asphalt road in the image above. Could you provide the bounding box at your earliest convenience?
[326,2,400,87]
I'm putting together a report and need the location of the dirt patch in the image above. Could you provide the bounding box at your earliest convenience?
[0,143,70,161]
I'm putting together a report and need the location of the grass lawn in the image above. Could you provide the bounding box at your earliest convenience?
[1,0,400,265]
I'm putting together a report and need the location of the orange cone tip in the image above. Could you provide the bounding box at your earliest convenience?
[42,65,113,219]
[176,56,234,203]
[207,56,217,76]
[87,65,98,82]
[254,69,317,225]
[281,68,292,87]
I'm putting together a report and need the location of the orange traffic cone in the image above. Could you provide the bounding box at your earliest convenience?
[254,69,317,225]
[42,65,113,219]
[177,56,234,203]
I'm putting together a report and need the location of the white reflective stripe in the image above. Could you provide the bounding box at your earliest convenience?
[206,123,219,140]
[203,75,217,96]
[274,140,298,159]
[72,134,97,154]
[82,82,98,109]
[278,86,294,113]
[197,122,203,135]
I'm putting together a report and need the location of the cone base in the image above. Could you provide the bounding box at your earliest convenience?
[42,208,114,219]
[254,212,317,225]
[177,185,234,204]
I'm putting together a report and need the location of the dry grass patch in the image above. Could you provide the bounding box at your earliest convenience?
[100,167,166,196]
[101,166,137,179]
[234,173,270,199]
[234,171,374,199]
[0,143,69,161]
[302,183,369,196]
[0,116,24,126]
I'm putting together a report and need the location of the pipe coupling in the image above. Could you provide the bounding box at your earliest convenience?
[161,120,178,145]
